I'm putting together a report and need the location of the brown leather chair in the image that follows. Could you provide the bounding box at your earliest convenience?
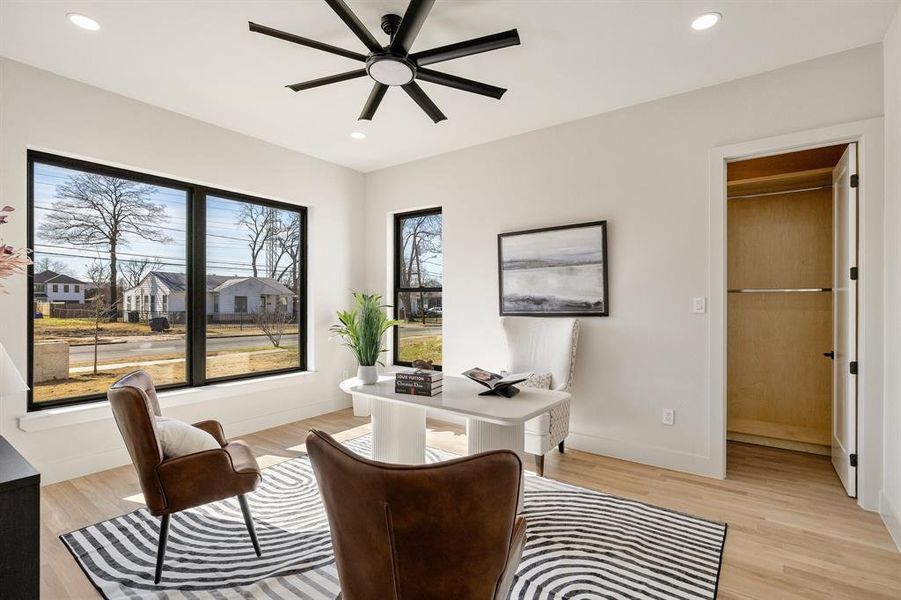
[306,429,527,600]
[108,370,263,584]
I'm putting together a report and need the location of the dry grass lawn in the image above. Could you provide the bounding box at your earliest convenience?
[33,347,300,403]
[398,334,442,364]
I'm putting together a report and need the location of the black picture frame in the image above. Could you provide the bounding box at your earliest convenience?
[497,220,609,317]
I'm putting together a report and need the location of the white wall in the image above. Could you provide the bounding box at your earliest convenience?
[0,58,364,483]
[881,5,901,550]
[364,45,884,479]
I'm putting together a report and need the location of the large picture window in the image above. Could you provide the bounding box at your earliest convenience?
[27,151,307,410]
[393,208,442,368]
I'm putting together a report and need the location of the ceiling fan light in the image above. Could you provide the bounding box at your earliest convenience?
[367,58,415,86]
[350,131,366,140]
[691,12,721,31]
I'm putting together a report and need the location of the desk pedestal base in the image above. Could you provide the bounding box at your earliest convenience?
[370,398,426,464]
[467,419,526,511]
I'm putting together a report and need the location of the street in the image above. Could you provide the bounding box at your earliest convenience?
[69,334,299,364]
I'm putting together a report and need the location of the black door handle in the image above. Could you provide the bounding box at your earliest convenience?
[823,351,835,359]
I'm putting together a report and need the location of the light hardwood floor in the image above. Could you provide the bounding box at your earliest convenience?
[41,409,901,599]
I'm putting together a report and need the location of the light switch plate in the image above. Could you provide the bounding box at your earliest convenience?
[692,297,707,314]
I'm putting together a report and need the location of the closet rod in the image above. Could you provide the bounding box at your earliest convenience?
[728,185,831,200]
[727,287,832,293]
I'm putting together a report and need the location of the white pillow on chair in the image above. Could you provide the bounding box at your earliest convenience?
[155,416,221,458]
[522,372,553,390]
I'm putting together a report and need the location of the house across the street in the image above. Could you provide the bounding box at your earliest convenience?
[121,271,296,322]
[33,270,87,304]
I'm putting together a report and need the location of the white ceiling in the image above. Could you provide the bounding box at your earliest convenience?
[0,1,897,172]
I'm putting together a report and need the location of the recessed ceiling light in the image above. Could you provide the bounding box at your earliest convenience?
[691,12,721,31]
[67,13,101,31]
[350,131,366,140]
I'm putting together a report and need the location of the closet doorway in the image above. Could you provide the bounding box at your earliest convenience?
[726,143,858,496]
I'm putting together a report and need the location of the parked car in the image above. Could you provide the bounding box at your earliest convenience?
[426,306,443,316]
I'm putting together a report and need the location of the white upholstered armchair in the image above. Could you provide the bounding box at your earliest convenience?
[501,317,580,477]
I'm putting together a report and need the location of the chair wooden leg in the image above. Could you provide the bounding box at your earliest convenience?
[558,440,565,454]
[238,494,262,557]
[154,514,170,585]
[534,454,545,477]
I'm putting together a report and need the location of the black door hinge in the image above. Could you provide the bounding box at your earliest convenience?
[850,361,858,375]
[850,267,858,280]
[850,453,858,467]
[850,174,859,188]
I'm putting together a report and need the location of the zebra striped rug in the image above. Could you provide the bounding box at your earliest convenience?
[62,435,727,599]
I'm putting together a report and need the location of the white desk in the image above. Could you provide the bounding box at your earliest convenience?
[339,375,570,466]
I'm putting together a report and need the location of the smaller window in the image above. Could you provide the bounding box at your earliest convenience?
[52,284,58,292]
[235,296,248,313]
[393,208,443,368]
[74,285,80,293]
[63,284,70,293]
[162,295,168,312]
[126,296,132,310]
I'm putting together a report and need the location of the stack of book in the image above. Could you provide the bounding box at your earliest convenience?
[395,369,443,396]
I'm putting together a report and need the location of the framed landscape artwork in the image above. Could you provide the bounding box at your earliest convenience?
[498,220,608,317]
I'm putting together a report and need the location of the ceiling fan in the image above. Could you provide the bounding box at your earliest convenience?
[249,0,520,123]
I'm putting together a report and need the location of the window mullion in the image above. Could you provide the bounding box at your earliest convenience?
[189,188,207,386]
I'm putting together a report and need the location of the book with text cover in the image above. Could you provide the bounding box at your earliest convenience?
[395,368,443,396]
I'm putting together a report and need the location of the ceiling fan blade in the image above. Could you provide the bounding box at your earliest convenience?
[359,83,389,120]
[416,68,506,99]
[411,29,520,67]
[402,81,446,123]
[391,0,435,53]
[323,0,383,54]
[287,69,367,92]
[249,22,367,62]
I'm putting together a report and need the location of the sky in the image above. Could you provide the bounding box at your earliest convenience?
[33,162,300,285]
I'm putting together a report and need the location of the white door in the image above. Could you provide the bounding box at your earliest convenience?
[832,143,858,497]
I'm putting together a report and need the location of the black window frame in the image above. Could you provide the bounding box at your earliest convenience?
[392,207,442,370]
[26,150,308,411]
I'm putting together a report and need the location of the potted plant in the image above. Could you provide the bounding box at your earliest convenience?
[330,292,400,384]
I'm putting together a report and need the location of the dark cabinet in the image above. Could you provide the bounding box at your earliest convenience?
[0,435,40,599]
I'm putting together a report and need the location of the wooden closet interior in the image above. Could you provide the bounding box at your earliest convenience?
[726,144,847,456]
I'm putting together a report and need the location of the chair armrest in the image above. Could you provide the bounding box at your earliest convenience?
[192,420,228,447]
[495,516,527,599]
[157,444,260,513]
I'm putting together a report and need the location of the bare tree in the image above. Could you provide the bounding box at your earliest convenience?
[275,212,301,284]
[118,257,162,290]
[84,261,121,375]
[238,203,273,277]
[255,305,290,348]
[33,256,71,275]
[399,214,441,325]
[38,173,171,318]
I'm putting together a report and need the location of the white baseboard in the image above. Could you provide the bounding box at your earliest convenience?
[567,429,721,479]
[880,490,901,552]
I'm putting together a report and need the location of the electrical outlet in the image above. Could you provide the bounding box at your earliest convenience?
[692,297,707,314]
[662,408,675,426]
